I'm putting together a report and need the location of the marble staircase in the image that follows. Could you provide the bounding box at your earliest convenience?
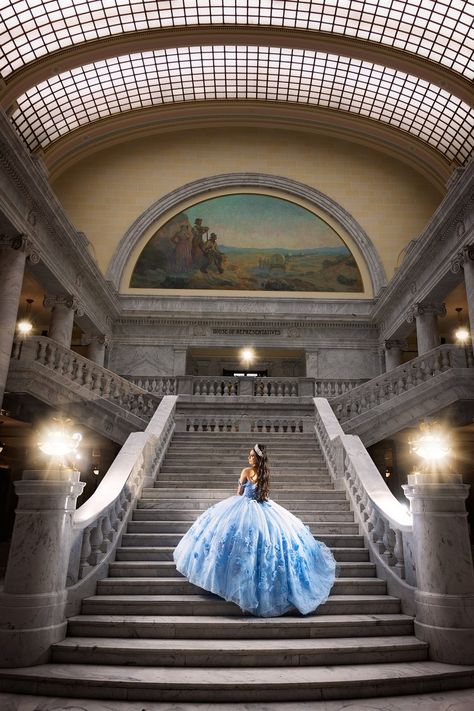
[1,432,474,701]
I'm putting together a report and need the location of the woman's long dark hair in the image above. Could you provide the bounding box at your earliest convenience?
[254,443,270,503]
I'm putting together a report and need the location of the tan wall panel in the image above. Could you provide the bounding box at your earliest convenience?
[52,126,442,289]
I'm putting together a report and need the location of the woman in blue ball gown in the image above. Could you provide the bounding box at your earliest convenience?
[173,443,336,617]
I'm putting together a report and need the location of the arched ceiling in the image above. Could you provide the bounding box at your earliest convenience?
[1,1,473,178]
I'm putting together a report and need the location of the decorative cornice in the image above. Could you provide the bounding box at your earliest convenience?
[107,172,387,296]
[0,110,120,332]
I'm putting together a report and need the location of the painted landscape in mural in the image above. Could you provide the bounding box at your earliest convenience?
[130,194,363,292]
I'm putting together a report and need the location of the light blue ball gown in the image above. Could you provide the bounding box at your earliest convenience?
[173,480,337,617]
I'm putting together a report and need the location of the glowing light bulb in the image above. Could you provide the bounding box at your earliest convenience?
[17,319,33,335]
[455,326,470,344]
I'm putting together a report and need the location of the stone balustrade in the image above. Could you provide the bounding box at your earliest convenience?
[332,345,472,424]
[176,413,310,433]
[11,336,161,422]
[66,396,177,612]
[313,397,416,608]
[127,374,365,398]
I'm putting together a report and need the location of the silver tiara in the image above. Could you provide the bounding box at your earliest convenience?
[254,443,263,457]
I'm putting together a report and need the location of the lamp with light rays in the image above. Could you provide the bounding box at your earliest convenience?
[409,420,451,480]
[37,417,82,468]
[16,298,34,337]
[240,348,255,370]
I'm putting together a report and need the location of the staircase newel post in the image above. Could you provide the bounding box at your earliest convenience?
[402,472,474,664]
[0,468,85,667]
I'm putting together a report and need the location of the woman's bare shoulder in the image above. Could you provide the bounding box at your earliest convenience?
[239,466,252,483]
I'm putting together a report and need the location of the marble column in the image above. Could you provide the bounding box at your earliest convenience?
[0,468,84,667]
[403,472,474,664]
[0,235,39,407]
[44,295,81,348]
[452,245,474,357]
[384,339,407,371]
[407,303,446,355]
[87,334,107,366]
[173,347,188,376]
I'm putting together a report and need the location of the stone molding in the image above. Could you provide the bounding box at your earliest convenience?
[106,172,387,296]
[384,339,408,350]
[373,159,474,340]
[0,109,119,334]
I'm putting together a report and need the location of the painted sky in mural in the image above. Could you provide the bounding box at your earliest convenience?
[131,194,363,292]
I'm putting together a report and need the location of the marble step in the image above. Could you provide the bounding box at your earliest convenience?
[163,454,325,462]
[81,594,401,616]
[121,533,365,548]
[108,561,375,578]
[126,522,360,536]
[159,466,325,475]
[96,578,386,596]
[135,501,352,515]
[2,661,473,703]
[67,612,414,639]
[154,477,331,487]
[140,491,343,503]
[115,545,370,562]
[51,635,428,667]
[161,459,326,468]
[143,490,337,505]
[135,502,348,514]
[131,513,355,526]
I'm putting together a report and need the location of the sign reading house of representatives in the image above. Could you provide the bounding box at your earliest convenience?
[131,194,363,293]
[212,328,282,335]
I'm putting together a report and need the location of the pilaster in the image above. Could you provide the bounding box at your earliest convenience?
[44,294,84,348]
[402,472,474,664]
[0,469,84,667]
[0,234,40,406]
[406,303,446,355]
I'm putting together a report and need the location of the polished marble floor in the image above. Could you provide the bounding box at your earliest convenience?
[1,689,474,711]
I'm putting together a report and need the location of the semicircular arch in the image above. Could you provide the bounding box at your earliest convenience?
[107,173,387,296]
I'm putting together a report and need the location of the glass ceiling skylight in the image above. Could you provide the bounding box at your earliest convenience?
[11,46,473,164]
[1,1,473,80]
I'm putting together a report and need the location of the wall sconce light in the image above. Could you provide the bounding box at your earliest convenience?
[17,298,34,337]
[0,442,5,453]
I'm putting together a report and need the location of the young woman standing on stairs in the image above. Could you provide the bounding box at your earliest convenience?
[173,443,336,617]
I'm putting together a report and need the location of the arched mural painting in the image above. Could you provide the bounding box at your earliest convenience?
[130,194,363,292]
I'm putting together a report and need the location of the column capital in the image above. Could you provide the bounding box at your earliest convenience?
[43,294,84,316]
[384,339,407,351]
[0,233,40,264]
[406,302,446,323]
[451,244,474,274]
[82,333,109,347]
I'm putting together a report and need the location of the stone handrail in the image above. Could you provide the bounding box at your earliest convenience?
[127,375,366,398]
[332,345,472,423]
[66,395,177,613]
[11,336,161,421]
[313,397,416,610]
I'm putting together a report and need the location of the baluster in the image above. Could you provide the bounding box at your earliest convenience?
[100,512,114,553]
[393,529,406,579]
[88,521,105,565]
[373,513,385,554]
[79,527,93,578]
[83,363,94,388]
[75,361,86,386]
[382,521,396,567]
[366,500,376,534]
